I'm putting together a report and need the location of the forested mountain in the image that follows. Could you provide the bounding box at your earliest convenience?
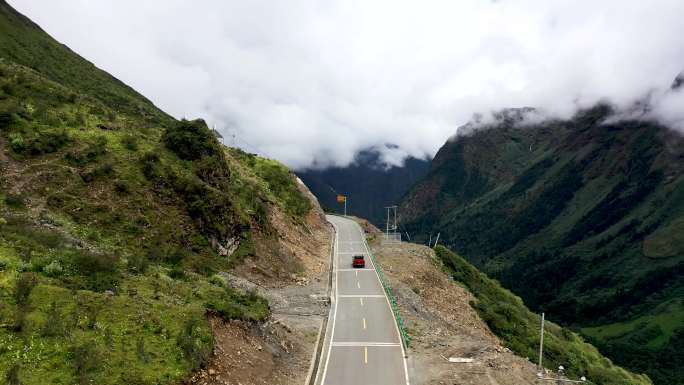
[297,148,429,227]
[400,104,684,385]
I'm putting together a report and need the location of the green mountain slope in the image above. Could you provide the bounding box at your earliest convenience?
[0,2,313,384]
[435,245,650,385]
[0,1,168,122]
[400,105,684,385]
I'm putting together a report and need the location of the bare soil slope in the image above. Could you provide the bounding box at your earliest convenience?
[190,182,333,385]
[368,237,539,385]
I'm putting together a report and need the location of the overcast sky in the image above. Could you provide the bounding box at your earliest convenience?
[9,0,684,169]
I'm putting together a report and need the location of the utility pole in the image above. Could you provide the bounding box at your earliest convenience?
[536,313,588,384]
[384,206,398,243]
[433,232,440,248]
[538,312,545,371]
[386,207,390,236]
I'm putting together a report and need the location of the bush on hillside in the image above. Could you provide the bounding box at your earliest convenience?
[9,129,70,156]
[13,272,37,306]
[176,317,213,371]
[65,136,107,165]
[206,287,270,322]
[0,111,13,129]
[162,119,223,161]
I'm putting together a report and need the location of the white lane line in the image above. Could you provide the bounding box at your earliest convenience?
[357,281,361,289]
[320,221,340,385]
[360,297,364,306]
[357,222,411,385]
[332,342,401,347]
[363,318,367,329]
[364,346,368,364]
[338,294,386,298]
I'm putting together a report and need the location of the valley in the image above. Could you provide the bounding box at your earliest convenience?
[400,106,684,385]
[0,1,681,385]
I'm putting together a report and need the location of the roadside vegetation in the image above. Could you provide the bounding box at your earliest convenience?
[434,245,652,385]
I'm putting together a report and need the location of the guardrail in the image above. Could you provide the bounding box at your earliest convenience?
[365,244,412,349]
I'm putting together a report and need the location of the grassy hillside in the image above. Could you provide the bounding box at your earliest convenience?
[401,106,684,385]
[434,245,651,385]
[0,2,312,384]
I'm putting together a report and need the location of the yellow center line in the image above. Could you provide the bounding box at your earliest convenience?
[363,317,367,329]
[364,346,368,364]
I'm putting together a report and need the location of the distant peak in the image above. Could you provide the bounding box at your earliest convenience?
[672,71,684,90]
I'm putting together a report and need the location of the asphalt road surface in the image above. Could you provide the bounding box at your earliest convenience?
[318,215,409,385]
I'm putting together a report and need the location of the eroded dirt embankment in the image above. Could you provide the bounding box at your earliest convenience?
[188,179,333,385]
[368,236,539,385]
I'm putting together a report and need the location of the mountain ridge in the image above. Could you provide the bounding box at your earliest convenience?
[297,147,430,226]
[400,103,684,385]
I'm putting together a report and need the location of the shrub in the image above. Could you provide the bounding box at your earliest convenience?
[119,370,148,385]
[69,341,100,385]
[43,260,63,277]
[209,274,226,287]
[86,305,99,329]
[127,254,148,274]
[193,154,230,184]
[9,133,25,152]
[14,272,37,306]
[162,119,223,161]
[65,136,107,166]
[168,267,186,280]
[176,317,213,370]
[70,250,120,292]
[5,194,26,209]
[0,111,13,129]
[120,135,138,151]
[41,301,64,337]
[0,259,7,271]
[206,288,270,322]
[136,337,149,363]
[113,180,130,194]
[22,130,70,156]
[1,81,15,96]
[139,152,161,180]
[5,364,22,385]
[12,300,32,332]
[80,162,114,183]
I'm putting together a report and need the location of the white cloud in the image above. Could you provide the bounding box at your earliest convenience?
[8,0,684,169]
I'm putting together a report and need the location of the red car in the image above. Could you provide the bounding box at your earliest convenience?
[352,255,365,268]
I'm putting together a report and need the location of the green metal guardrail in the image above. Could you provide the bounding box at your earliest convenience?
[365,245,412,349]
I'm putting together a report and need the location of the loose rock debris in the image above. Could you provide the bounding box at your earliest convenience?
[368,237,540,385]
